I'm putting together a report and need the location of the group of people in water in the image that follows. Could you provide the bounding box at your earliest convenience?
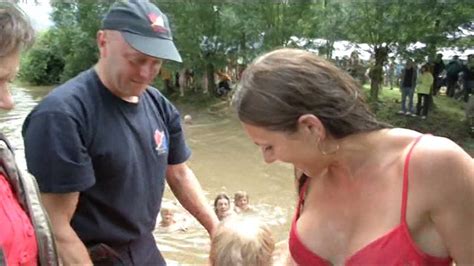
[156,191,275,265]
[157,191,255,232]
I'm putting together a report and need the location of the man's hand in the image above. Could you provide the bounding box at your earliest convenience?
[41,192,93,264]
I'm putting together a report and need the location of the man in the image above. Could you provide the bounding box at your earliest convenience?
[446,55,462,98]
[22,1,218,265]
[398,59,417,115]
[0,3,58,265]
[462,54,473,103]
[432,53,445,96]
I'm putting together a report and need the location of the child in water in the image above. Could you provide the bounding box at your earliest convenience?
[209,216,275,266]
[156,203,188,233]
[233,191,255,214]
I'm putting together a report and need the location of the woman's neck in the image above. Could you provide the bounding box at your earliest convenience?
[325,129,390,183]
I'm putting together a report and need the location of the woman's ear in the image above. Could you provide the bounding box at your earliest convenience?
[297,114,323,137]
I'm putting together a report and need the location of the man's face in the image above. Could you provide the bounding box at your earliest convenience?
[0,51,20,110]
[97,31,163,100]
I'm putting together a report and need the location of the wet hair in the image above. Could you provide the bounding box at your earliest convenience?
[210,216,274,266]
[160,203,177,215]
[0,2,35,57]
[234,191,248,203]
[214,193,231,214]
[232,48,390,138]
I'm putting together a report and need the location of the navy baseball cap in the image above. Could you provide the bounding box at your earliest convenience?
[101,0,182,62]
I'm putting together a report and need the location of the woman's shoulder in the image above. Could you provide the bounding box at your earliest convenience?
[385,128,473,205]
[386,128,469,162]
[383,129,471,174]
[390,129,472,193]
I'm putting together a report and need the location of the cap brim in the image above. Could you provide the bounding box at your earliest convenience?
[121,32,182,63]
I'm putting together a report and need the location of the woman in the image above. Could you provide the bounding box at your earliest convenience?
[416,64,434,119]
[232,48,473,265]
[214,193,233,221]
[0,3,58,265]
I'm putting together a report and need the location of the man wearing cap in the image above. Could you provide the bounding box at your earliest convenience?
[22,1,219,265]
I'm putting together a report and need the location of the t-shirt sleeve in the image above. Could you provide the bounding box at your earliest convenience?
[22,111,95,193]
[163,100,191,165]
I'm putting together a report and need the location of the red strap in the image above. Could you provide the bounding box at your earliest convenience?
[401,135,426,223]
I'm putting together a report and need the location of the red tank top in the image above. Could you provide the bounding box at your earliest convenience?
[289,135,452,265]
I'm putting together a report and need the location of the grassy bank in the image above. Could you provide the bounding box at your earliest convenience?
[365,86,473,156]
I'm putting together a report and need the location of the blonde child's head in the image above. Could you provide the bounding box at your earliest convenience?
[160,203,177,227]
[210,216,274,266]
[234,191,249,209]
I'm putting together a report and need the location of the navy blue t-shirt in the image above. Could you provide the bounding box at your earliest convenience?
[22,69,191,248]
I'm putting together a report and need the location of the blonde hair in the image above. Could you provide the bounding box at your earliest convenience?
[210,216,274,266]
[234,191,248,202]
[160,202,177,214]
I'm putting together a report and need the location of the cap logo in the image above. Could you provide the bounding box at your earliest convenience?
[148,13,167,33]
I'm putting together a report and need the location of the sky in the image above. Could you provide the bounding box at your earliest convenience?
[18,0,53,31]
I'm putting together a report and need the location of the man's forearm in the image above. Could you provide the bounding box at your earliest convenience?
[167,166,218,235]
[55,228,92,265]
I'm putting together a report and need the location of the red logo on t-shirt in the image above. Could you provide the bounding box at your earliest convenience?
[154,129,168,154]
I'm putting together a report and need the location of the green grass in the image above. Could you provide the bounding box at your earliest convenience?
[365,86,473,156]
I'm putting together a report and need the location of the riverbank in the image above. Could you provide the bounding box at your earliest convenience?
[169,88,473,157]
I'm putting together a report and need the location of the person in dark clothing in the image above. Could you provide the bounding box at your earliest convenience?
[432,53,445,96]
[446,56,463,98]
[398,59,417,115]
[462,54,474,103]
[22,1,218,265]
[216,71,232,97]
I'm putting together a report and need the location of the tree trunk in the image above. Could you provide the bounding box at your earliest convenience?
[369,46,388,101]
[206,62,216,95]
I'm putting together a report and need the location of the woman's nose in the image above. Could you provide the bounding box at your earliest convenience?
[0,83,14,110]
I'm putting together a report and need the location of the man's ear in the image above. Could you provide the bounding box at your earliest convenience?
[97,30,107,57]
[297,114,325,138]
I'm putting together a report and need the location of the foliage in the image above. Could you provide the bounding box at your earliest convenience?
[340,0,474,100]
[19,30,64,85]
[18,1,473,94]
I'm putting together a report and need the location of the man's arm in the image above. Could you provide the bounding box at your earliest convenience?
[166,163,219,236]
[41,192,93,265]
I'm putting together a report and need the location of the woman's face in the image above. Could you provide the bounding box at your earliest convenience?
[242,122,320,174]
[216,198,230,214]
